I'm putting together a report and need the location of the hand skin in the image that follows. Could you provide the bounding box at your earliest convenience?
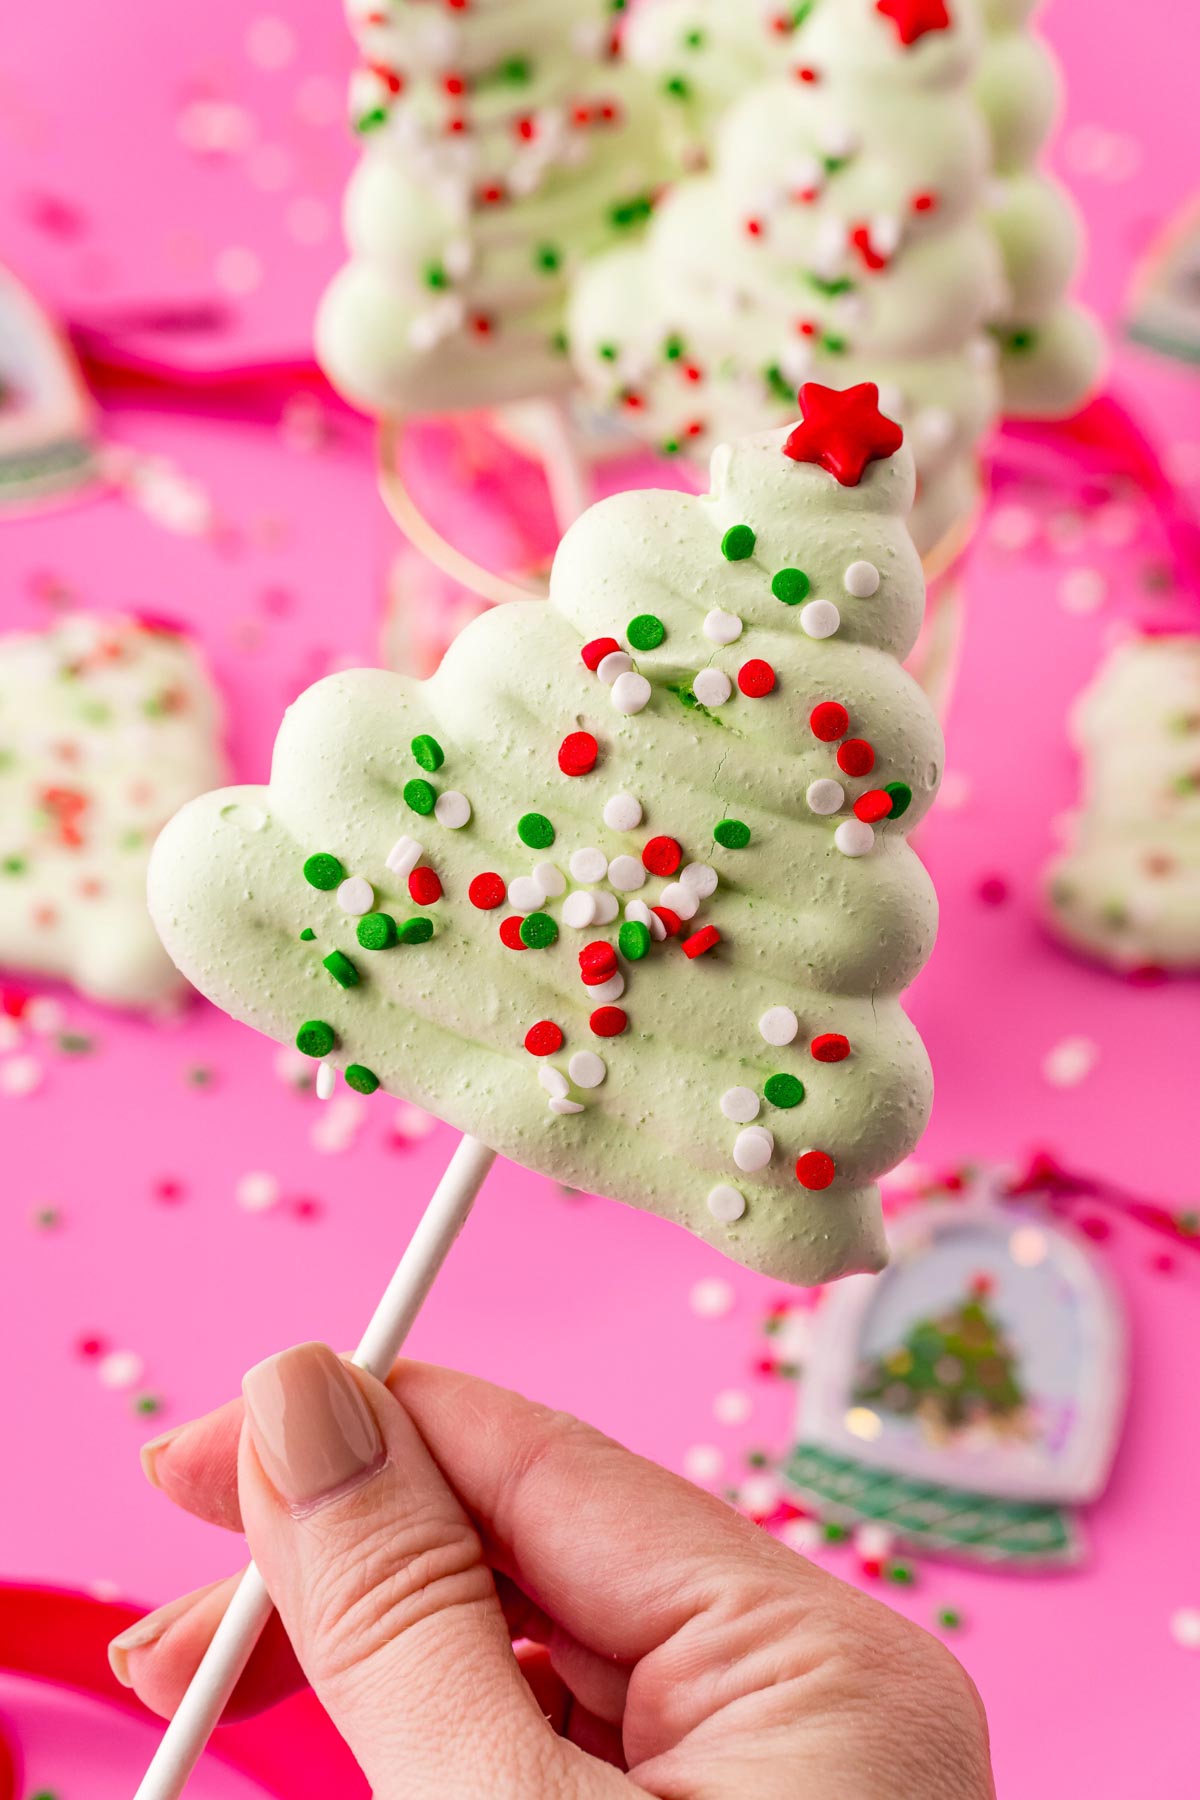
[112,1348,995,1799]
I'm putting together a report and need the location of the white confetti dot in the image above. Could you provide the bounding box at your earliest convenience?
[721,1086,760,1123]
[533,861,565,899]
[680,861,718,898]
[538,1065,569,1101]
[844,560,880,597]
[741,1472,781,1516]
[691,1274,736,1314]
[316,1062,336,1101]
[835,819,875,857]
[683,1444,724,1483]
[0,1055,42,1097]
[707,1182,747,1223]
[569,1050,607,1088]
[734,1126,774,1172]
[435,790,470,828]
[98,1350,144,1391]
[800,600,840,640]
[704,609,743,645]
[608,854,645,892]
[760,1006,799,1047]
[714,1389,752,1425]
[1043,1036,1098,1088]
[612,671,652,715]
[337,875,373,916]
[569,846,607,884]
[855,1521,896,1560]
[1170,1608,1200,1650]
[806,778,845,816]
[385,836,423,878]
[693,668,732,706]
[781,1518,824,1554]
[1059,568,1107,614]
[562,890,597,929]
[592,891,619,925]
[0,1018,22,1053]
[604,792,642,831]
[549,1096,586,1115]
[236,1170,280,1212]
[25,996,64,1035]
[624,899,653,929]
[659,881,699,920]
[597,650,633,686]
[246,15,295,68]
[508,876,544,914]
[588,972,626,1004]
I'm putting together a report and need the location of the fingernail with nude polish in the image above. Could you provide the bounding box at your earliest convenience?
[242,1342,383,1511]
[140,1425,183,1490]
[108,1591,199,1687]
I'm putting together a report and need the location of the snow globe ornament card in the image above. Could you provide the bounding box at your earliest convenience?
[785,1188,1127,1566]
[0,266,97,508]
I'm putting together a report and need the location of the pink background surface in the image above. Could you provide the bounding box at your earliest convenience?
[2,3,1199,1795]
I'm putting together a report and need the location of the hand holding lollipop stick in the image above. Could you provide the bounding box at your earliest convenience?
[140,385,942,1790]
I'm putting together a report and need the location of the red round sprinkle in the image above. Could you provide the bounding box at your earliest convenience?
[408,865,443,905]
[579,941,618,981]
[469,872,506,910]
[738,659,777,698]
[642,835,682,877]
[499,916,527,951]
[590,1006,627,1038]
[582,636,621,672]
[558,731,598,776]
[683,924,721,959]
[811,1033,851,1063]
[525,1020,563,1056]
[912,191,938,213]
[796,1150,836,1190]
[652,906,682,937]
[837,738,875,777]
[853,790,893,824]
[810,701,848,741]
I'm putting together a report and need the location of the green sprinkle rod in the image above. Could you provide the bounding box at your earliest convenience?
[134,1133,498,1800]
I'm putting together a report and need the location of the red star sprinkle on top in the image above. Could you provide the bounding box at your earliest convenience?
[783,383,903,488]
[875,0,952,47]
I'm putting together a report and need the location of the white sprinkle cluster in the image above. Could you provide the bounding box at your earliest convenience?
[659,881,698,920]
[597,651,632,685]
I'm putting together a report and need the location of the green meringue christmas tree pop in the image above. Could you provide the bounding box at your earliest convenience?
[137,384,942,1794]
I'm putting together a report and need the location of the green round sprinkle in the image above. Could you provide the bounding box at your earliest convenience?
[2,855,26,875]
[323,949,360,989]
[619,920,651,961]
[887,1561,915,1585]
[520,912,559,949]
[345,1064,380,1095]
[822,1521,848,1543]
[299,927,315,941]
[518,812,555,849]
[411,733,444,772]
[424,262,449,290]
[627,613,665,651]
[303,852,344,890]
[884,781,913,819]
[357,911,398,950]
[397,917,435,945]
[598,342,619,361]
[664,74,691,99]
[664,333,685,361]
[134,1394,162,1416]
[721,524,756,562]
[713,819,751,850]
[765,1073,805,1109]
[937,1608,963,1631]
[296,1020,335,1058]
[771,567,811,606]
[404,778,437,816]
[535,243,561,273]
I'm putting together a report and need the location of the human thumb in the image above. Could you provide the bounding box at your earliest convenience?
[238,1343,560,1797]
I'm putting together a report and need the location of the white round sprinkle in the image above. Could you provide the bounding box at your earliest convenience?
[533,861,565,899]
[714,1388,753,1425]
[835,819,876,857]
[624,899,653,928]
[608,854,645,893]
[844,559,880,597]
[337,876,373,916]
[704,609,743,645]
[316,1062,336,1101]
[596,650,633,685]
[538,1065,569,1100]
[236,1170,280,1212]
[569,846,608,883]
[569,1050,607,1088]
[659,881,699,921]
[612,671,652,715]
[707,1183,747,1223]
[721,1086,761,1123]
[1170,1607,1200,1650]
[760,1005,799,1046]
[562,890,597,929]
[646,907,667,941]
[592,891,619,924]
[385,835,423,878]
[435,789,471,828]
[691,1275,735,1315]
[98,1349,144,1390]
[734,1126,774,1172]
[549,1096,586,1115]
[588,972,626,1003]
[603,791,642,831]
[800,600,841,640]
[693,668,732,707]
[807,778,845,816]
[683,1444,724,1483]
[508,875,544,913]
[680,861,718,898]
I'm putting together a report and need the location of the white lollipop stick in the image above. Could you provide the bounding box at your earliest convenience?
[530,397,591,538]
[134,1132,498,1800]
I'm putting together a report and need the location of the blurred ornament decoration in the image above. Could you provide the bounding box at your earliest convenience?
[0,266,99,509]
[1126,196,1200,367]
